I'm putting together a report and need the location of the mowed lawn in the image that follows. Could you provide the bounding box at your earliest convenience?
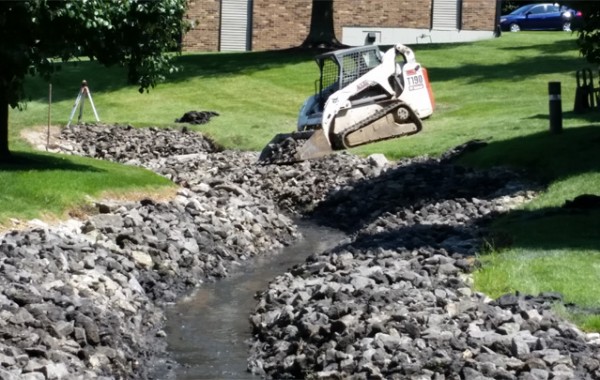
[5,31,600,330]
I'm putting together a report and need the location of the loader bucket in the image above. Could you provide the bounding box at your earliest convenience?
[258,129,333,164]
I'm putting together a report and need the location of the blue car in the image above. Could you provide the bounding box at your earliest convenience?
[500,3,583,32]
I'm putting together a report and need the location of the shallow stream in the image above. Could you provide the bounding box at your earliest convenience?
[163,222,347,379]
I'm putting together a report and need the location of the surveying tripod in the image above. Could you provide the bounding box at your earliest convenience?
[67,80,100,128]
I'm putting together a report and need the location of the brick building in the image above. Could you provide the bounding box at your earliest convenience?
[183,0,501,52]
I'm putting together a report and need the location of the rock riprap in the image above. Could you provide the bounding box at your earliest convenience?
[0,225,163,380]
[54,124,389,214]
[1,123,596,379]
[248,244,600,379]
[244,148,600,378]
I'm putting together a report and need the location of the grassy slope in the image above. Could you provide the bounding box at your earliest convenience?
[6,32,600,329]
[425,34,600,330]
[0,151,174,227]
[356,33,599,158]
[10,50,316,152]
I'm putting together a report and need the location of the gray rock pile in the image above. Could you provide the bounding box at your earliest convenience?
[245,147,600,378]
[0,225,163,380]
[58,123,220,163]
[309,158,532,254]
[3,123,597,379]
[83,189,297,301]
[248,242,600,379]
[258,133,312,164]
[0,125,302,379]
[0,186,296,379]
[56,124,388,215]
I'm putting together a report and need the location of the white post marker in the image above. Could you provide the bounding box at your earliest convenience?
[67,80,100,128]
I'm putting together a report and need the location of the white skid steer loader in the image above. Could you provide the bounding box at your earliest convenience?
[259,43,435,164]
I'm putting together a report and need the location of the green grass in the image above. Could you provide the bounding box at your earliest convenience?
[355,33,600,159]
[475,249,600,306]
[0,151,175,227]
[5,32,600,330]
[474,247,600,331]
[10,50,317,152]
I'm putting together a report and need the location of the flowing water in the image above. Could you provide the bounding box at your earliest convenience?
[162,222,346,379]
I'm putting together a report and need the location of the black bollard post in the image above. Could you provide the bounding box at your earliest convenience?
[549,81,563,134]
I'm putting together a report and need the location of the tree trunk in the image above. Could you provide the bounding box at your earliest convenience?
[0,95,9,161]
[301,0,344,49]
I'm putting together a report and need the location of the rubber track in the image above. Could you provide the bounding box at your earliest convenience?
[331,101,413,149]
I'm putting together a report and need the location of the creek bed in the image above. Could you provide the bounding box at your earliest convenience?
[18,124,599,380]
[163,222,347,379]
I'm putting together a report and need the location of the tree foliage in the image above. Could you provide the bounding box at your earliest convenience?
[566,1,600,64]
[501,1,531,15]
[0,0,189,159]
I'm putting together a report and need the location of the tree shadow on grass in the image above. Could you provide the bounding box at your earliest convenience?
[420,36,583,84]
[457,125,600,253]
[488,206,600,252]
[498,35,580,54]
[528,110,600,124]
[166,49,317,82]
[24,49,318,104]
[0,151,103,173]
[406,36,578,55]
[23,36,585,105]
[458,125,600,182]
[429,55,580,84]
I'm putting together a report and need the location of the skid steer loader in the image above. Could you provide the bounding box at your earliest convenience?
[259,43,434,164]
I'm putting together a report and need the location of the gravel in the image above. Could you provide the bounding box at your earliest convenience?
[0,123,596,380]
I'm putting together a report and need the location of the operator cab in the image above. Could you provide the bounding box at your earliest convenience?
[315,45,384,109]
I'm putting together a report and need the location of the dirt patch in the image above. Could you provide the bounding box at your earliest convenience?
[20,125,63,151]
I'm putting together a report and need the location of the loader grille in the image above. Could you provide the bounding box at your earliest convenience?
[321,49,382,92]
[321,59,338,90]
[318,47,382,106]
[341,49,380,87]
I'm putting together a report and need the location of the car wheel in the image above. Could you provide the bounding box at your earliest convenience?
[510,23,520,32]
[562,22,572,32]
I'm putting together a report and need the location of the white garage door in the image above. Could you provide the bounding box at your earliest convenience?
[432,0,461,30]
[220,0,252,51]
